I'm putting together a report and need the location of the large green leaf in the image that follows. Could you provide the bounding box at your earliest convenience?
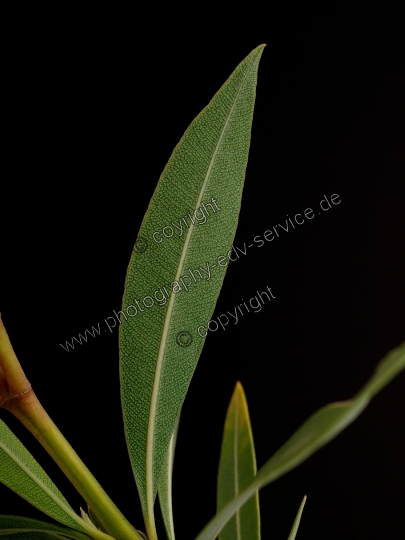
[217,382,260,540]
[195,339,405,540]
[286,497,306,540]
[0,515,90,539]
[119,44,265,534]
[0,419,87,533]
[157,412,180,540]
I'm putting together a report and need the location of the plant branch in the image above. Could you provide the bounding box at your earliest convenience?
[0,315,142,540]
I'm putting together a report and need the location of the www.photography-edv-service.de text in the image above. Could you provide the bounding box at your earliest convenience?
[59,192,341,352]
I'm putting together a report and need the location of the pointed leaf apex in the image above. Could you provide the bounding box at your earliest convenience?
[231,381,249,414]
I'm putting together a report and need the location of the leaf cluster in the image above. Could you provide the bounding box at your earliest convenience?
[1,45,404,540]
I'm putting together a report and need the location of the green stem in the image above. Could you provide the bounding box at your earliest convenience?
[11,395,140,540]
[0,316,142,540]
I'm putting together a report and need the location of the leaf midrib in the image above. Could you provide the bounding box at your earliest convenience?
[165,433,175,540]
[233,395,241,540]
[145,54,258,521]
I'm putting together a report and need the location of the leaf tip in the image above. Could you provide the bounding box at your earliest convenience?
[232,380,246,405]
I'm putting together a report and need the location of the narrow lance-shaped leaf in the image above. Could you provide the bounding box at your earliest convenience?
[217,382,260,540]
[0,419,88,533]
[194,339,405,540]
[158,412,180,540]
[287,497,306,540]
[119,44,265,537]
[0,531,64,540]
[0,533,68,539]
[0,515,91,539]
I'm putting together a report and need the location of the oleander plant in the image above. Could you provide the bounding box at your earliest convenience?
[1,44,404,540]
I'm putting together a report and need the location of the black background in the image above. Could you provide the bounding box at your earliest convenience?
[1,6,405,540]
